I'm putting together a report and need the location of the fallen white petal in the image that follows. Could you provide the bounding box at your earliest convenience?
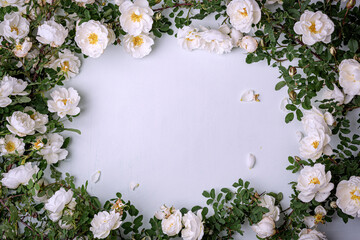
[247,153,256,169]
[280,97,289,112]
[295,131,303,142]
[91,170,101,183]
[130,181,139,191]
[240,90,255,102]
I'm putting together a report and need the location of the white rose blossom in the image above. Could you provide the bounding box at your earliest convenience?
[161,209,182,236]
[251,216,276,238]
[1,163,39,189]
[13,38,32,57]
[47,87,81,118]
[75,20,109,58]
[23,106,48,134]
[296,163,334,203]
[44,188,74,222]
[304,205,327,228]
[0,134,25,156]
[6,111,36,137]
[322,84,345,105]
[259,194,280,221]
[181,210,204,240]
[123,32,154,58]
[155,204,172,220]
[36,20,68,47]
[90,210,122,239]
[294,10,334,46]
[226,0,261,33]
[299,129,332,160]
[120,0,154,35]
[37,133,68,164]
[298,229,327,240]
[177,26,202,51]
[336,176,360,217]
[0,12,30,42]
[199,27,233,54]
[47,49,81,80]
[338,59,360,96]
[240,35,258,53]
[2,75,28,96]
[301,107,334,135]
[0,79,13,107]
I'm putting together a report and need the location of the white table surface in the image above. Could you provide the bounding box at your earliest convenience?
[59,34,360,239]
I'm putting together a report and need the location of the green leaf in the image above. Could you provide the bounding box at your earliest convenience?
[275,81,286,91]
[285,112,294,123]
[348,39,359,53]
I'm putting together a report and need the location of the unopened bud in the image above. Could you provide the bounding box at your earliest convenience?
[289,90,297,102]
[330,201,337,208]
[354,55,360,62]
[330,46,336,56]
[295,156,301,162]
[346,0,356,9]
[289,67,297,77]
[155,12,162,21]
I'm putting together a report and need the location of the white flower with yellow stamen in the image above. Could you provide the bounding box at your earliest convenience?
[226,0,261,33]
[90,210,122,239]
[24,107,48,134]
[199,27,233,54]
[0,134,25,156]
[296,163,334,203]
[47,87,80,118]
[304,205,327,228]
[299,129,332,160]
[120,0,153,35]
[13,38,32,57]
[0,12,29,42]
[336,176,360,217]
[123,32,154,58]
[294,10,334,46]
[47,49,81,80]
[177,26,202,51]
[75,20,109,58]
[161,209,182,236]
[36,20,68,47]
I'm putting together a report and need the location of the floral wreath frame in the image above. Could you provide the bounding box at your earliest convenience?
[0,0,359,239]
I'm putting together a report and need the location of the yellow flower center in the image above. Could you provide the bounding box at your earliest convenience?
[314,213,324,224]
[309,22,320,34]
[88,33,98,45]
[15,44,22,51]
[238,8,248,17]
[309,177,320,185]
[132,36,144,47]
[61,61,70,72]
[350,188,360,202]
[30,114,36,120]
[34,139,43,150]
[61,99,68,105]
[5,141,16,152]
[131,12,143,22]
[311,141,319,149]
[11,26,19,35]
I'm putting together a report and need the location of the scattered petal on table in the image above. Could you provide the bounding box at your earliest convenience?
[240,90,260,102]
[247,153,256,169]
[130,181,140,191]
[91,170,101,183]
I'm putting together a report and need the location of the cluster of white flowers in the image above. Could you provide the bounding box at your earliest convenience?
[299,107,334,160]
[44,188,76,229]
[251,194,280,238]
[296,163,334,203]
[177,25,258,54]
[155,205,204,240]
[120,0,154,58]
[0,75,28,107]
